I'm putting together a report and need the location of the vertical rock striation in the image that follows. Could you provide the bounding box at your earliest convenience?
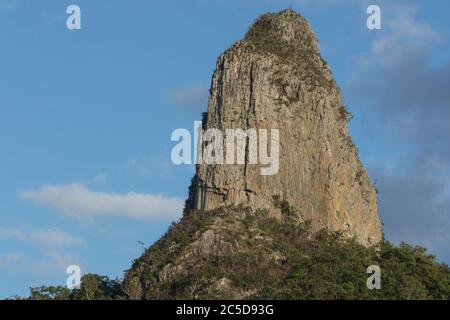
[185,9,382,245]
[123,9,384,300]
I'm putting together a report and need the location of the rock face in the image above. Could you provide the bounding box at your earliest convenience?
[185,9,382,246]
[123,10,383,299]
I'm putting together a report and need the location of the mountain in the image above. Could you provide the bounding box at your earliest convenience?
[122,9,387,299]
[21,9,450,301]
[184,9,381,246]
[121,205,449,299]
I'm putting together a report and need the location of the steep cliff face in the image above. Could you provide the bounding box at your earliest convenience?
[185,9,382,246]
[122,9,383,299]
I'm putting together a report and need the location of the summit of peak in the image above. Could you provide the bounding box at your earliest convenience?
[244,9,318,52]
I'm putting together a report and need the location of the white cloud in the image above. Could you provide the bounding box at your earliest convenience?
[20,183,183,221]
[170,83,208,110]
[349,4,450,263]
[0,228,85,249]
[92,173,107,184]
[30,229,85,249]
[125,154,180,178]
[0,253,25,269]
[371,6,442,65]
[0,228,84,286]
[26,251,82,279]
[0,0,18,11]
[4,250,83,282]
[351,4,450,132]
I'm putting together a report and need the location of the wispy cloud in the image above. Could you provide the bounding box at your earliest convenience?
[30,229,85,249]
[352,4,450,143]
[0,228,85,249]
[0,228,84,282]
[349,4,450,262]
[20,183,183,221]
[169,83,208,111]
[25,251,82,280]
[124,154,182,178]
[371,6,443,65]
[92,173,107,184]
[0,253,25,269]
[1,250,83,283]
[0,0,18,11]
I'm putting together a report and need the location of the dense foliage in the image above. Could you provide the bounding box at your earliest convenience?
[22,202,450,300]
[123,203,450,300]
[22,274,124,300]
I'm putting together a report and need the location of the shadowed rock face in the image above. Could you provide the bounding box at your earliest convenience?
[185,9,382,246]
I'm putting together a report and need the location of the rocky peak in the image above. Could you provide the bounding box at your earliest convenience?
[185,10,382,246]
[245,9,320,56]
[122,9,387,300]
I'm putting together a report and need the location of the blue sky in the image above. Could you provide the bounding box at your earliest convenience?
[1,0,449,298]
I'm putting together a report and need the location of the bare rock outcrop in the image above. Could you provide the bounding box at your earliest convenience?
[185,9,382,246]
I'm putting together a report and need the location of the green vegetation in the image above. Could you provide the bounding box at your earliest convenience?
[271,195,298,220]
[257,234,450,300]
[122,202,450,300]
[22,201,450,300]
[22,274,125,300]
[244,11,334,89]
[339,104,353,123]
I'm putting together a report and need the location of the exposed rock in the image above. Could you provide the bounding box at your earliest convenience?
[185,9,382,246]
[123,205,312,299]
[123,9,383,300]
